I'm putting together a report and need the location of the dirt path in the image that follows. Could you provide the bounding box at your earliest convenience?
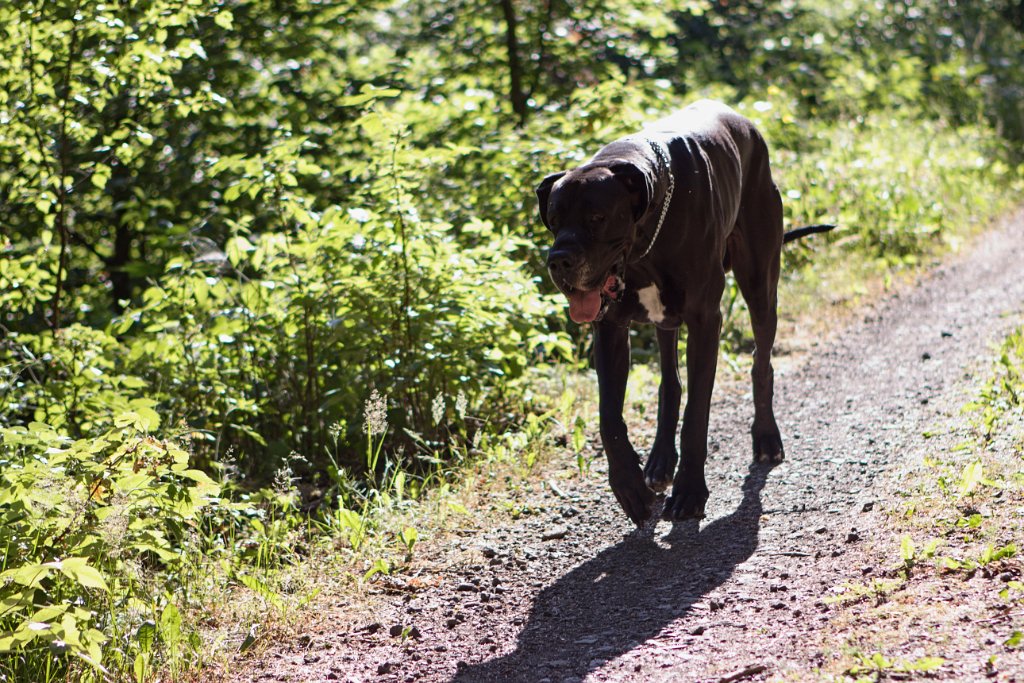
[230,213,1024,683]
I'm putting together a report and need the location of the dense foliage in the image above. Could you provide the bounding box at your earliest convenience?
[1,0,1022,678]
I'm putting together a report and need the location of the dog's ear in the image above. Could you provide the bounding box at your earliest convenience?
[610,162,653,222]
[535,171,566,232]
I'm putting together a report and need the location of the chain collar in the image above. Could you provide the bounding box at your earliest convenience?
[632,139,674,262]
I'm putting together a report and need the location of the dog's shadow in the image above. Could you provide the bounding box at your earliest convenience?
[451,462,774,682]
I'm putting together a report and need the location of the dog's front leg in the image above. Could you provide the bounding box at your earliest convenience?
[594,321,656,525]
[665,306,721,520]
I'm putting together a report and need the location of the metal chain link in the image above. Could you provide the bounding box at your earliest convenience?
[634,139,675,261]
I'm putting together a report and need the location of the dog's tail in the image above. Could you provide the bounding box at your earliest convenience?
[783,224,835,244]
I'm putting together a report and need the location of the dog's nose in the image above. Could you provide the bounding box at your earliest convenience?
[547,248,582,280]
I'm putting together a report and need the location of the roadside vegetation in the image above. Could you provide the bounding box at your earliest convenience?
[1,0,1022,679]
[814,325,1024,681]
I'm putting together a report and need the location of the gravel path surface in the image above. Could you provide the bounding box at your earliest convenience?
[229,213,1024,682]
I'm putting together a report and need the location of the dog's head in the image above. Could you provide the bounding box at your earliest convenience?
[536,162,652,323]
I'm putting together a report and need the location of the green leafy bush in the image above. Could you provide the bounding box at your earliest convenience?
[0,417,218,680]
[765,107,1019,266]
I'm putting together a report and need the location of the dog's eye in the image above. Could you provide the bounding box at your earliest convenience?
[590,214,605,223]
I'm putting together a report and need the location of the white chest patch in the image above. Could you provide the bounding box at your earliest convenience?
[637,285,666,324]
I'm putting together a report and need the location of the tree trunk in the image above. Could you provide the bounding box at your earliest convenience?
[107,160,134,313]
[499,0,528,125]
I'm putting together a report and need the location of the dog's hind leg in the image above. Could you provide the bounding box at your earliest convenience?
[644,326,681,492]
[731,188,785,463]
[665,286,724,520]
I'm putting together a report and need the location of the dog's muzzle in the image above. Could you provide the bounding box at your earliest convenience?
[547,251,625,324]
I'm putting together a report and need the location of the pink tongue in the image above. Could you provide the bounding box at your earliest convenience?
[567,289,602,323]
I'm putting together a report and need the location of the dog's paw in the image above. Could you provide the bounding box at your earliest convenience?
[752,424,785,463]
[609,464,657,526]
[663,480,709,520]
[643,444,678,493]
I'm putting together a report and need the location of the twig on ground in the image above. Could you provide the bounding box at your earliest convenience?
[717,664,768,683]
[547,480,571,499]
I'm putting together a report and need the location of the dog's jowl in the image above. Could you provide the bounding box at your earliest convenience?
[536,99,831,525]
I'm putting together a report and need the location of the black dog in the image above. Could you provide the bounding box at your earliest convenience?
[536,99,832,524]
